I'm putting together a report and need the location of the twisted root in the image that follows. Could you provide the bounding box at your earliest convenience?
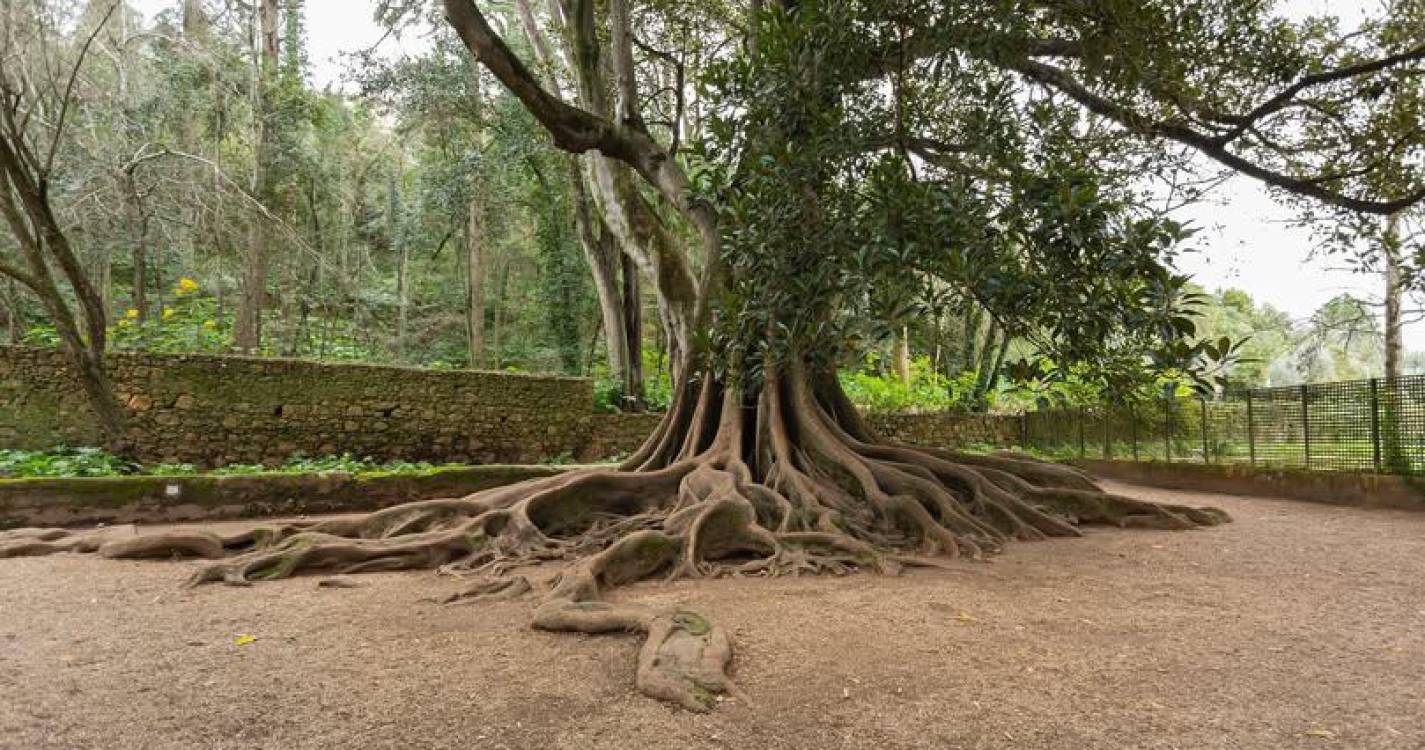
[0,365,1227,711]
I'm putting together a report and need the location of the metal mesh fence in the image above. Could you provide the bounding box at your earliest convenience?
[1018,375,1425,475]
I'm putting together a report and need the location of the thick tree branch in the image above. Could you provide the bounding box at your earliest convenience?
[0,258,38,293]
[862,24,1081,80]
[442,0,635,161]
[1005,56,1425,216]
[608,0,645,131]
[1216,43,1425,144]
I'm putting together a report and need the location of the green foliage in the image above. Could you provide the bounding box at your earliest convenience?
[0,448,452,479]
[592,348,676,412]
[0,447,139,478]
[838,357,967,413]
[207,453,447,476]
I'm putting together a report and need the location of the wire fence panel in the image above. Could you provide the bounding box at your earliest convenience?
[1014,374,1425,476]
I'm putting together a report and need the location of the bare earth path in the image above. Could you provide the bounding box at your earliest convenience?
[1,481,1422,749]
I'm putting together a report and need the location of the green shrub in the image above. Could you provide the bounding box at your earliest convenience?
[0,447,140,478]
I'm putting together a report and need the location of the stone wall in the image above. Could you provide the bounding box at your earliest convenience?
[0,465,567,530]
[0,346,593,467]
[579,411,1022,460]
[584,412,663,461]
[869,412,1022,449]
[0,346,1023,466]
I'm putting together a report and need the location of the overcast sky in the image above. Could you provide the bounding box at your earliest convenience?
[134,0,1422,348]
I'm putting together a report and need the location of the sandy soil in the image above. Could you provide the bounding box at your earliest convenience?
[1,481,1423,750]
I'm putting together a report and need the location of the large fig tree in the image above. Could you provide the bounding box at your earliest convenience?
[5,0,1422,711]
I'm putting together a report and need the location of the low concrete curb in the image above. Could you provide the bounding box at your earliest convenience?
[0,465,574,529]
[1073,458,1425,511]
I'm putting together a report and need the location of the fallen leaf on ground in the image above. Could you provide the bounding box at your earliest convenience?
[234,634,257,646]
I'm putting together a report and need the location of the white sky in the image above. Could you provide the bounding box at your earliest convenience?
[134,0,1422,348]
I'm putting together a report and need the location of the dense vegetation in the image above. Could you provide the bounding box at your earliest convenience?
[0,446,454,478]
[2,2,1421,427]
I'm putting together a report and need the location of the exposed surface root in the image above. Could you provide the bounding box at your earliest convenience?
[0,365,1229,711]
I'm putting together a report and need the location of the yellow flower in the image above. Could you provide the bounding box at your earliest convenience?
[162,307,174,320]
[124,308,139,319]
[202,320,216,329]
[176,277,199,295]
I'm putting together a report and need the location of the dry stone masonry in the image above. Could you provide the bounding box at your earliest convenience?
[0,347,592,467]
[0,346,1022,466]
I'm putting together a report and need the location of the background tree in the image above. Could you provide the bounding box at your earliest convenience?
[0,1,129,449]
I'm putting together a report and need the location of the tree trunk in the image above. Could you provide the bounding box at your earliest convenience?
[971,322,1006,409]
[570,156,640,402]
[1384,213,1403,381]
[0,140,127,451]
[892,327,911,385]
[235,0,280,353]
[182,0,209,39]
[1,278,19,343]
[122,171,149,320]
[0,0,1234,719]
[489,258,510,369]
[465,189,486,368]
[621,250,645,409]
[959,304,983,375]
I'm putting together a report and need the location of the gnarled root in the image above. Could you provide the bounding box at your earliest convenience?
[0,363,1229,711]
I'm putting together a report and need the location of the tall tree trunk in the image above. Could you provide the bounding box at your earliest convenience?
[570,157,637,401]
[1384,213,1403,381]
[971,322,1005,409]
[235,0,279,353]
[182,0,209,39]
[465,189,486,368]
[489,257,510,369]
[892,326,911,385]
[1,278,19,343]
[621,251,644,409]
[122,171,149,320]
[960,304,983,375]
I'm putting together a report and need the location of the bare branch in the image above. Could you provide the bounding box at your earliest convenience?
[44,1,120,182]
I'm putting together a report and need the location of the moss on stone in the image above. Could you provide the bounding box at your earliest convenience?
[0,464,575,529]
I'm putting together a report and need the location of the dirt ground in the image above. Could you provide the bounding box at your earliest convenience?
[2,481,1423,750]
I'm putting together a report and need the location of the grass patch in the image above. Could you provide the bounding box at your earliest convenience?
[0,448,464,479]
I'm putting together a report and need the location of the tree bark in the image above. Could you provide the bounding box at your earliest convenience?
[182,0,209,39]
[465,188,486,368]
[235,0,280,353]
[1384,213,1403,381]
[0,138,128,450]
[621,250,645,409]
[122,170,150,320]
[892,327,911,385]
[1,278,19,343]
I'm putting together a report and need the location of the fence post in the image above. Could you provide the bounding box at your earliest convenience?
[1130,403,1139,461]
[1369,378,1382,472]
[1163,396,1172,462]
[1246,390,1256,467]
[1077,406,1086,458]
[1300,384,1311,469]
[1200,396,1210,464]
